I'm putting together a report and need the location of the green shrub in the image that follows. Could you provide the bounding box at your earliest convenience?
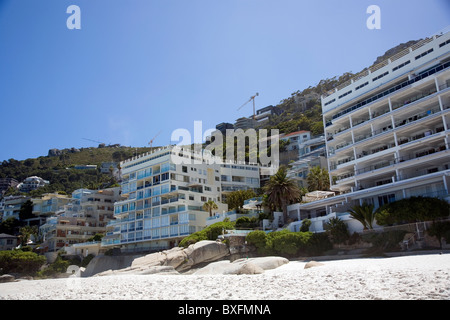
[246,229,330,257]
[245,230,268,254]
[179,220,236,248]
[81,254,95,267]
[427,221,450,249]
[376,197,450,225]
[0,250,46,275]
[270,230,312,256]
[324,217,350,245]
[361,230,407,253]
[300,219,311,232]
[235,216,259,229]
[179,231,207,248]
[305,232,333,255]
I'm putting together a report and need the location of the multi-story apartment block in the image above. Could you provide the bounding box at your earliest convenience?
[32,193,72,217]
[0,195,30,223]
[254,105,283,124]
[101,146,260,252]
[287,29,450,232]
[39,188,121,252]
[220,161,260,202]
[234,105,283,130]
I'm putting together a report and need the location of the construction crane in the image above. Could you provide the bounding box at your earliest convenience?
[237,92,259,120]
[148,131,162,149]
[82,138,105,145]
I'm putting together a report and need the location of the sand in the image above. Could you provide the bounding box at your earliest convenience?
[0,253,449,300]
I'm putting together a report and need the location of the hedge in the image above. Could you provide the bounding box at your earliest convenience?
[246,229,332,257]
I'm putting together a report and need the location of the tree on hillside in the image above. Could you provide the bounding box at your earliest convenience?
[263,166,301,224]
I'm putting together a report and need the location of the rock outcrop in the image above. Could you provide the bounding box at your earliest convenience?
[95,240,230,276]
[0,274,15,283]
[304,261,325,269]
[193,256,289,275]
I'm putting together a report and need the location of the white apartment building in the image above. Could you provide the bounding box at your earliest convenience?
[101,146,260,252]
[287,28,450,232]
[39,188,121,252]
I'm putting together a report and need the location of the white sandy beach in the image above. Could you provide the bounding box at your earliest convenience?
[1,253,449,300]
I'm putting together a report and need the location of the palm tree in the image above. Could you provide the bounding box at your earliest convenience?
[263,166,301,225]
[306,166,330,191]
[348,202,376,230]
[203,200,218,217]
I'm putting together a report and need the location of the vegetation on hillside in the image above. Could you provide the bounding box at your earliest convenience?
[0,146,153,197]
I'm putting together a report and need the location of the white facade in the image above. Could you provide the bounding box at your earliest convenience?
[288,29,450,232]
[17,176,49,193]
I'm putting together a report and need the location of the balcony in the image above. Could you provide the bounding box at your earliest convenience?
[327,61,449,122]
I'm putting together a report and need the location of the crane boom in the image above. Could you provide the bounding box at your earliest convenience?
[237,92,259,120]
[82,138,104,144]
[148,131,162,148]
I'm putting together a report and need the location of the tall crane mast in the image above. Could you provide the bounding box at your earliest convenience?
[237,92,259,120]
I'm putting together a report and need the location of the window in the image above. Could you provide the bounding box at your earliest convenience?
[161,172,169,181]
[161,184,170,194]
[324,98,336,106]
[151,228,160,238]
[201,196,207,202]
[439,39,450,48]
[378,194,395,206]
[161,227,169,237]
[182,166,187,173]
[392,60,410,72]
[338,90,352,99]
[372,71,389,82]
[355,81,369,91]
[161,162,170,173]
[180,224,189,235]
[415,48,433,60]
[152,196,160,204]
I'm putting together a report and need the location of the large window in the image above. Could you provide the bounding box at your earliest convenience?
[161,162,170,173]
[378,194,395,206]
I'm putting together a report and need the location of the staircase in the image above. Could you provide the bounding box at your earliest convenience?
[402,222,427,250]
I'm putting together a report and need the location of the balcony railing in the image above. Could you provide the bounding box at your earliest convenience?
[326,61,450,124]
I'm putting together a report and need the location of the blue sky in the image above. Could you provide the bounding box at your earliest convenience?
[0,0,449,162]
